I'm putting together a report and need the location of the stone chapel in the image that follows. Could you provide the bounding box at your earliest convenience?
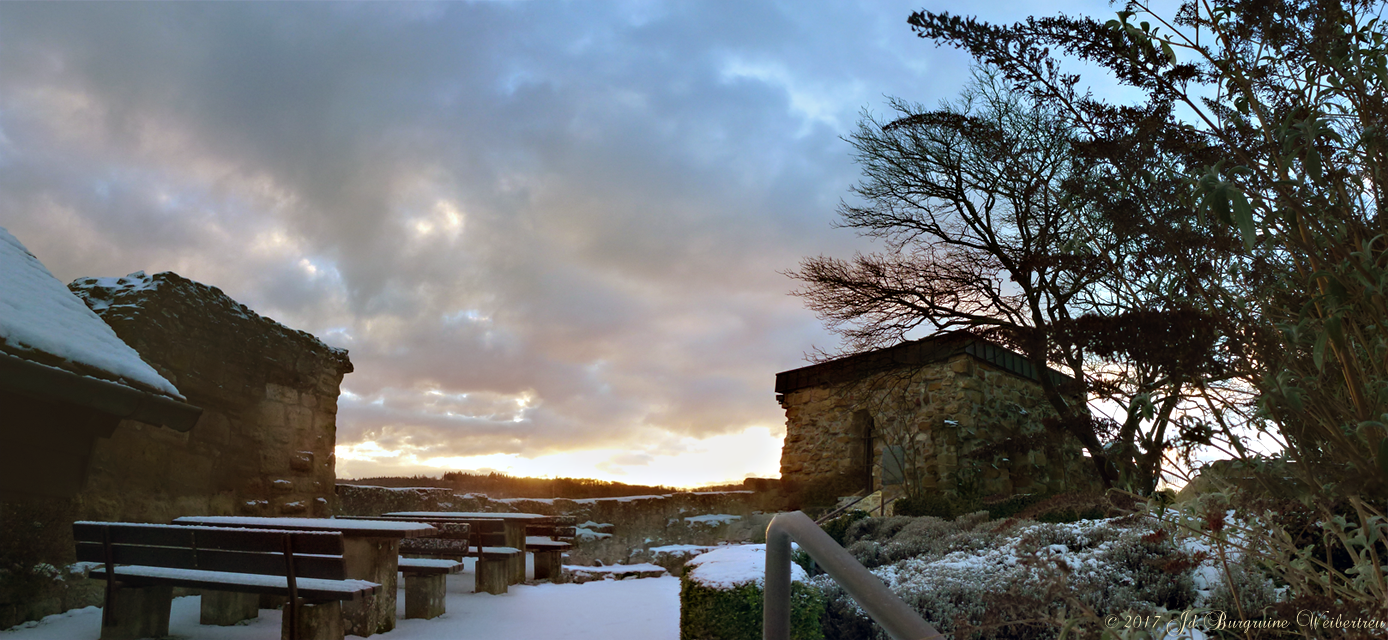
[775,331,1098,500]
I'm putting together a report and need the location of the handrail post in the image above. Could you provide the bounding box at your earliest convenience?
[764,511,943,640]
[764,523,792,640]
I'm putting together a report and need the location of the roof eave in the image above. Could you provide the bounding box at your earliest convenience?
[0,350,202,431]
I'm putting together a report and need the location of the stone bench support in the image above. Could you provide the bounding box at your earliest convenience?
[101,585,173,640]
[282,601,342,640]
[533,550,564,581]
[201,590,261,625]
[404,574,446,619]
[475,558,510,595]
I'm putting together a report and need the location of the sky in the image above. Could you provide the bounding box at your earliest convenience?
[0,0,1133,488]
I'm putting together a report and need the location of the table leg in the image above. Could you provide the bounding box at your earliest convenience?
[340,537,400,637]
[505,523,525,583]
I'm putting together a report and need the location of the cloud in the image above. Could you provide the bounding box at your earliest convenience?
[0,0,1112,483]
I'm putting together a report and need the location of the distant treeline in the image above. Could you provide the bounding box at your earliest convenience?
[337,471,763,499]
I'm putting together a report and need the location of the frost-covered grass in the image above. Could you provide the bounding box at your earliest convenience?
[818,514,1198,640]
[1175,508,1284,621]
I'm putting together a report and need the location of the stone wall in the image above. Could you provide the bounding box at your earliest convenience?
[336,485,772,567]
[779,353,1095,499]
[0,271,351,629]
[68,271,351,522]
[336,484,763,525]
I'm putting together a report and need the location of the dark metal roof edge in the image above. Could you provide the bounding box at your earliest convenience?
[0,351,203,432]
[775,333,1075,394]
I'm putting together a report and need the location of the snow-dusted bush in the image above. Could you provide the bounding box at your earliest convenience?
[843,512,1000,570]
[679,545,824,640]
[1201,550,1281,619]
[816,516,1196,640]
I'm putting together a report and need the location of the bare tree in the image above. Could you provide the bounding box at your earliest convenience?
[793,70,1135,489]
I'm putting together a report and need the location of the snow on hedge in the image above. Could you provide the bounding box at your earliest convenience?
[0,228,180,397]
[685,544,807,589]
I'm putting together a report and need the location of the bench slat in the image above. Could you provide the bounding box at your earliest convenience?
[361,516,504,533]
[76,543,348,581]
[74,522,194,548]
[525,525,577,538]
[524,538,572,551]
[88,566,377,603]
[195,549,347,581]
[397,558,462,575]
[400,538,468,554]
[76,542,195,569]
[532,516,577,526]
[73,522,345,555]
[195,528,344,556]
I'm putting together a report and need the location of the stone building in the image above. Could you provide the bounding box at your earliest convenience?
[775,332,1096,500]
[66,270,352,522]
[0,258,352,628]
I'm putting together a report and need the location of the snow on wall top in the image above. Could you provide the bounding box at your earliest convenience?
[0,228,182,398]
[70,270,350,371]
[685,544,807,589]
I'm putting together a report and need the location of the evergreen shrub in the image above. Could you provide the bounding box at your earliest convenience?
[819,509,868,546]
[679,574,824,640]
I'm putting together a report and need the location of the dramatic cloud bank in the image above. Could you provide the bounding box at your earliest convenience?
[0,1,1117,485]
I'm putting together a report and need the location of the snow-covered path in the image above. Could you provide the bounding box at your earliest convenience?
[1,566,680,640]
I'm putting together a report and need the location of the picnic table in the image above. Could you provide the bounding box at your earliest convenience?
[385,512,547,583]
[74,522,377,640]
[173,515,435,637]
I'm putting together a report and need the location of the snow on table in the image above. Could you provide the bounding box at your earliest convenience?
[386,511,547,520]
[685,544,807,589]
[0,229,180,398]
[171,516,436,536]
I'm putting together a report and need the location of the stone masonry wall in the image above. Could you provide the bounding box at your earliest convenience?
[779,354,1095,499]
[67,271,351,522]
[335,485,770,569]
[0,271,352,629]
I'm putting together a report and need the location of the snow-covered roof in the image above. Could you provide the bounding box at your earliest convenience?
[0,227,182,398]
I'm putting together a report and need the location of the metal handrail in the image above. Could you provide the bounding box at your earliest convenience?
[813,490,870,525]
[815,491,903,524]
[764,511,942,640]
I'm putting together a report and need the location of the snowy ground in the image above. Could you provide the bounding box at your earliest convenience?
[1,558,680,640]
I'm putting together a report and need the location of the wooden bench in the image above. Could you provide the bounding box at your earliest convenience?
[524,536,573,581]
[399,520,520,595]
[73,521,379,640]
[526,515,577,543]
[395,558,461,619]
